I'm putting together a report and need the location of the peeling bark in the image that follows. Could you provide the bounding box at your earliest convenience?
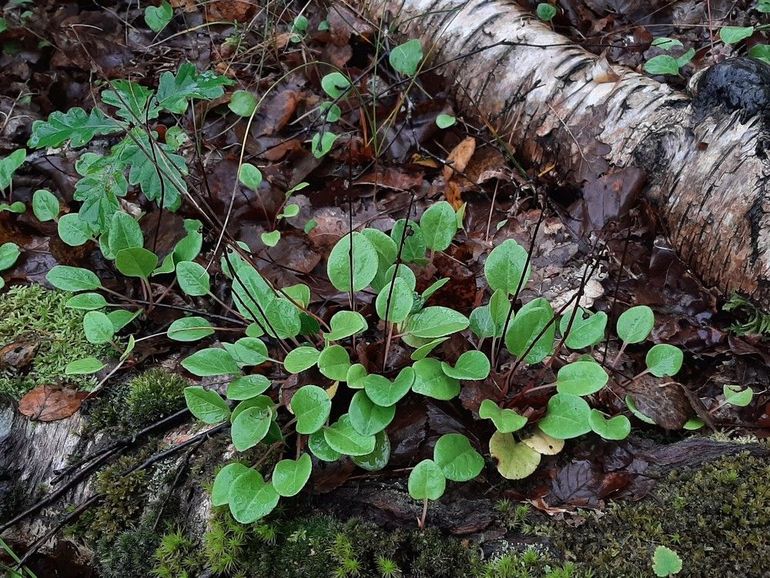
[361,0,770,306]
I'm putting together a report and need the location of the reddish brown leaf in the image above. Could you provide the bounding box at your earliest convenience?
[18,386,88,422]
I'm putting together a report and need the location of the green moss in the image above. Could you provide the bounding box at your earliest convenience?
[547,452,770,577]
[0,285,108,397]
[87,368,189,432]
[96,525,160,578]
[151,509,578,578]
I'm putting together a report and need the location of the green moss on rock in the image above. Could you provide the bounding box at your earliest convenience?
[86,368,189,432]
[0,285,108,397]
[548,451,770,578]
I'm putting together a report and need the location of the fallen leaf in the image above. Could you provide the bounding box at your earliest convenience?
[18,386,88,422]
[0,341,39,370]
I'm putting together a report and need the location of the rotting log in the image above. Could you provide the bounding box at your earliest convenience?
[359,0,770,307]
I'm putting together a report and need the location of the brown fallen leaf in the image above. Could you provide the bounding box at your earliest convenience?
[0,341,39,370]
[18,386,88,422]
[207,0,255,22]
[443,136,476,208]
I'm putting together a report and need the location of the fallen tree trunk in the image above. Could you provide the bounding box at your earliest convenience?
[360,0,770,307]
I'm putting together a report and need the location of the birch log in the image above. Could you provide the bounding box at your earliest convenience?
[359,0,770,306]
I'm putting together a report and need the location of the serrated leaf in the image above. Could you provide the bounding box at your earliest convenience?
[28,108,123,149]
[102,80,159,124]
[120,132,187,210]
[0,149,26,190]
[157,62,233,114]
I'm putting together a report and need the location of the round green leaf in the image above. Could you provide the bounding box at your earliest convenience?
[479,399,527,433]
[408,459,445,501]
[348,391,396,436]
[625,395,656,425]
[410,337,448,361]
[57,214,92,246]
[212,463,250,506]
[167,316,214,341]
[723,384,753,407]
[719,26,754,45]
[406,306,469,339]
[317,344,351,381]
[645,344,683,377]
[484,239,530,295]
[184,386,230,424]
[47,266,102,292]
[229,90,257,117]
[261,231,280,247]
[652,546,683,577]
[284,346,320,374]
[389,39,423,76]
[324,414,377,456]
[435,114,456,129]
[382,263,417,291]
[231,395,274,423]
[108,211,143,254]
[559,308,607,349]
[223,337,268,367]
[536,2,557,21]
[441,350,490,380]
[489,431,541,480]
[346,363,368,389]
[537,393,591,439]
[144,0,173,32]
[375,277,413,323]
[83,310,115,344]
[352,431,391,471]
[327,232,379,293]
[115,247,158,279]
[264,298,302,339]
[469,306,496,339]
[420,201,457,252]
[308,430,341,462]
[556,361,608,396]
[231,406,272,451]
[65,357,105,375]
[272,453,312,497]
[181,347,240,377]
[390,219,426,263]
[324,310,368,341]
[291,385,331,434]
[32,189,59,222]
[176,260,210,296]
[505,298,555,364]
[320,72,351,98]
[616,305,654,344]
[0,242,19,272]
[412,358,460,400]
[239,163,263,189]
[228,469,279,524]
[433,433,484,482]
[588,410,631,440]
[226,375,271,400]
[364,367,415,407]
[66,292,108,311]
[644,55,680,76]
[311,131,337,158]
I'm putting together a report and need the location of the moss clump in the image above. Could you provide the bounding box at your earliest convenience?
[86,368,189,432]
[152,510,578,578]
[0,285,108,397]
[96,525,159,578]
[547,451,770,577]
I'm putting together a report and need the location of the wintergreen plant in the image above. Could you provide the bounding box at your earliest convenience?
[2,48,722,530]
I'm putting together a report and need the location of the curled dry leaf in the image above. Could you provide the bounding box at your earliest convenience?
[627,374,691,430]
[0,341,39,370]
[443,136,476,209]
[18,385,88,422]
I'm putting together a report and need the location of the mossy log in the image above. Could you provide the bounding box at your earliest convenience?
[358,0,770,307]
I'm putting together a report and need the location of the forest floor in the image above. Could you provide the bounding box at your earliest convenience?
[1,1,770,577]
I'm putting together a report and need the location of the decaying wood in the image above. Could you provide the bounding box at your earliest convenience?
[359,0,770,307]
